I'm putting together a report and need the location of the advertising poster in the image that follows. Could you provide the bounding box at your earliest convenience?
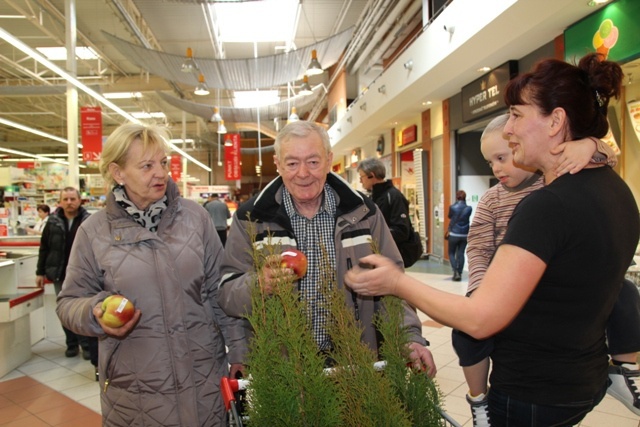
[628,100,640,143]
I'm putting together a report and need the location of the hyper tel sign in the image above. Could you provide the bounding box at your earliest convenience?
[461,61,518,123]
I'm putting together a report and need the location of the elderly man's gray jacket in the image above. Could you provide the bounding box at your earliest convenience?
[218,172,428,363]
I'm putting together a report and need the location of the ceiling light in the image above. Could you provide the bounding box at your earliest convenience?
[213,0,299,42]
[224,135,233,147]
[0,27,210,173]
[306,49,323,76]
[0,117,71,145]
[587,0,610,5]
[218,120,228,134]
[181,47,198,73]
[36,46,99,61]
[131,112,166,119]
[234,90,279,108]
[0,147,70,165]
[299,75,313,96]
[211,106,222,122]
[477,66,491,72]
[288,107,299,123]
[103,92,142,99]
[194,74,210,96]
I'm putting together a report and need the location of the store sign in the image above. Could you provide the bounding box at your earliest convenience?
[461,61,518,123]
[170,155,181,182]
[80,106,103,162]
[400,125,417,146]
[565,0,640,64]
[224,134,241,181]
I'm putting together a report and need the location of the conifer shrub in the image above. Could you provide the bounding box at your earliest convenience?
[240,226,445,426]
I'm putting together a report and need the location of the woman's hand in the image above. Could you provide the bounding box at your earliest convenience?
[344,254,402,297]
[93,303,141,338]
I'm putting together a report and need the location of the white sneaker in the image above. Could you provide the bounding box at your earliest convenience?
[466,392,491,427]
[607,363,640,416]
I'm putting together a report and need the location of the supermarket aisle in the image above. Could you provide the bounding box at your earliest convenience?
[0,258,638,426]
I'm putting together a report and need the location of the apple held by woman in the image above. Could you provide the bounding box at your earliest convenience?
[101,295,135,328]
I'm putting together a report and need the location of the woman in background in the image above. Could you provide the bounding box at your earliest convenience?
[447,190,472,281]
[27,204,50,235]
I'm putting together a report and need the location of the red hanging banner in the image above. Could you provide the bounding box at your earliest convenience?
[170,155,182,182]
[81,106,103,162]
[224,134,241,181]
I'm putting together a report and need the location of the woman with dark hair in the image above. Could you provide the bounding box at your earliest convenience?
[27,204,50,235]
[345,53,639,426]
[447,190,472,281]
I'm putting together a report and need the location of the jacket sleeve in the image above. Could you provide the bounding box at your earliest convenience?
[56,225,112,337]
[201,209,247,365]
[217,211,257,318]
[371,208,427,347]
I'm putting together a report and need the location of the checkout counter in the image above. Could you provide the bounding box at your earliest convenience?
[0,236,46,378]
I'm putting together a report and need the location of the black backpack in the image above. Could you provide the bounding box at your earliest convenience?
[398,227,423,268]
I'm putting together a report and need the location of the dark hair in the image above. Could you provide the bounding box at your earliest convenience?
[504,53,623,139]
[456,190,466,201]
[37,204,50,214]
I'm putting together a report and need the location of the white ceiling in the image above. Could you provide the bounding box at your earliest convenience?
[0,0,387,161]
[0,0,630,170]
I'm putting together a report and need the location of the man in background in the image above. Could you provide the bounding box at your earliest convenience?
[205,193,231,246]
[357,157,422,268]
[36,187,93,360]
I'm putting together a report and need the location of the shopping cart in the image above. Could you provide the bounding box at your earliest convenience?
[221,366,463,427]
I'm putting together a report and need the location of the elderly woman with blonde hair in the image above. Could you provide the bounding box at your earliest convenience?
[57,122,243,427]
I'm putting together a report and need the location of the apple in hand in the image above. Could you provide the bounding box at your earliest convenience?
[101,295,135,328]
[280,249,308,279]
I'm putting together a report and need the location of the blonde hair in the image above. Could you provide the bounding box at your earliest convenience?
[99,123,171,188]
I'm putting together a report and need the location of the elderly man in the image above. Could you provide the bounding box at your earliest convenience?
[217,120,436,378]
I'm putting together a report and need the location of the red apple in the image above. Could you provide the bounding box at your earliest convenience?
[280,249,308,279]
[101,295,135,328]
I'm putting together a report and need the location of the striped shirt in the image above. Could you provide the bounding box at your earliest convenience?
[466,174,544,293]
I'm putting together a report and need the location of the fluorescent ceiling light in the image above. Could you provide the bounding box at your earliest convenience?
[103,92,142,99]
[36,46,99,60]
[233,90,280,108]
[0,147,71,166]
[0,117,78,146]
[131,112,166,119]
[0,27,211,173]
[213,0,299,42]
[169,139,194,144]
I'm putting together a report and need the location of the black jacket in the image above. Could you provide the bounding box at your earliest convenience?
[370,180,412,245]
[36,206,90,282]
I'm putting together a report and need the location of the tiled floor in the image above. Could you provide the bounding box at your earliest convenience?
[0,258,638,426]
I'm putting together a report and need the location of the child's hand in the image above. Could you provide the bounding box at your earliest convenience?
[551,138,597,176]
